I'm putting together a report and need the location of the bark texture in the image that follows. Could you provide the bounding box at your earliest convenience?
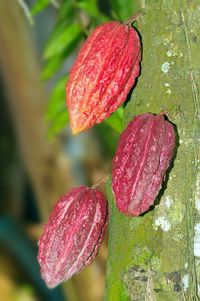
[106,1,200,300]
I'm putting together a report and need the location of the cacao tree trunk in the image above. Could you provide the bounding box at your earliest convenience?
[105,1,200,300]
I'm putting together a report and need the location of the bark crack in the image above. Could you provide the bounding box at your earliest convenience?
[145,265,155,301]
[180,9,200,117]
[180,9,200,301]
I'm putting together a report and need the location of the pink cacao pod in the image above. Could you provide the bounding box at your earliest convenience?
[37,186,108,288]
[66,21,141,134]
[112,113,176,216]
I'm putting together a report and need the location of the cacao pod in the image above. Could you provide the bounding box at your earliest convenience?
[37,186,108,288]
[112,113,176,216]
[66,21,141,134]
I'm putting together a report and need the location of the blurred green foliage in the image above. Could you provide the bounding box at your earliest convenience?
[31,0,138,137]
[31,0,52,15]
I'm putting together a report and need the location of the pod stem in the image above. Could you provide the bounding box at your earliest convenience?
[158,110,173,121]
[91,175,109,190]
[124,11,144,27]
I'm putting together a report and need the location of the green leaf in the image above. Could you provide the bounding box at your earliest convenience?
[42,34,83,80]
[104,107,124,133]
[58,1,74,21]
[44,23,82,59]
[110,0,139,21]
[46,76,68,120]
[31,0,51,15]
[47,110,69,138]
[116,106,124,119]
[46,76,69,137]
[42,55,64,80]
[76,0,99,18]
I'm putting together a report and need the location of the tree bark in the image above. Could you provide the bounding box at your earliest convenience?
[106,1,200,300]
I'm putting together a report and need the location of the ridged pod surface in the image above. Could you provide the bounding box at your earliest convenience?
[38,186,108,288]
[66,21,141,134]
[112,113,176,216]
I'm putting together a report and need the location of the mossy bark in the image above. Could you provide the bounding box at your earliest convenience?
[105,1,200,300]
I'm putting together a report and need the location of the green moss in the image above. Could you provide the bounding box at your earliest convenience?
[105,1,200,300]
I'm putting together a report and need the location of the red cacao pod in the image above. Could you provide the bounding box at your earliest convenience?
[112,113,176,216]
[66,21,141,134]
[37,186,108,288]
